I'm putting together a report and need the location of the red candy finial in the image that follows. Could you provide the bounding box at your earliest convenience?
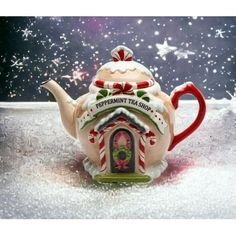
[111,45,133,62]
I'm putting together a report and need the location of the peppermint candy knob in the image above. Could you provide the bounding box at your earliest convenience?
[111,45,133,62]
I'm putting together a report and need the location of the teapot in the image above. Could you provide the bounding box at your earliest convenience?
[41,45,206,183]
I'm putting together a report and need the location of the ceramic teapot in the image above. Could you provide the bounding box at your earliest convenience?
[41,45,206,183]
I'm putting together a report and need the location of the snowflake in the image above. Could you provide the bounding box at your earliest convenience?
[10,56,29,71]
[215,29,226,38]
[51,58,64,67]
[62,68,87,86]
[21,28,34,41]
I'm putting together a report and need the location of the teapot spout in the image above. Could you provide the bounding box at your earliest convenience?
[41,79,77,138]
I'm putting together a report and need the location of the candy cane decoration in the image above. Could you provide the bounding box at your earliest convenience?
[89,115,156,173]
[138,134,147,173]
[98,132,106,172]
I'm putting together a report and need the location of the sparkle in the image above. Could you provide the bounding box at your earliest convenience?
[137,19,142,24]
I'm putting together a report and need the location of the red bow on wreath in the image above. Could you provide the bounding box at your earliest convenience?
[115,160,129,170]
[112,82,134,95]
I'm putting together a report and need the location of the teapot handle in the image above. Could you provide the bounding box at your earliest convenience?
[168,82,206,151]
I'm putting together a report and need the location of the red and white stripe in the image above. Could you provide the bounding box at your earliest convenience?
[93,78,155,92]
[111,46,133,62]
[89,115,156,173]
[138,134,147,173]
[98,132,106,172]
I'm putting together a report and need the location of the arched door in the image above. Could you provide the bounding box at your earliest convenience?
[110,128,135,173]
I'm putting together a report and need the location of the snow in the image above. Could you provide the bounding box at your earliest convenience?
[0,100,235,218]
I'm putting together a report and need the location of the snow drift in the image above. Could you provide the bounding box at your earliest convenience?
[0,100,235,218]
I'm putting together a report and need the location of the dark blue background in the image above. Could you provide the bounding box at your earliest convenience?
[0,17,235,101]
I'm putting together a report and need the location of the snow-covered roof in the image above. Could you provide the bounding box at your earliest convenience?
[94,107,150,133]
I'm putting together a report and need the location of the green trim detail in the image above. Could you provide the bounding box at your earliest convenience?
[80,105,162,134]
[94,173,151,183]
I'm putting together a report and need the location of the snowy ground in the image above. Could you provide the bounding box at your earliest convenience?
[0,100,235,219]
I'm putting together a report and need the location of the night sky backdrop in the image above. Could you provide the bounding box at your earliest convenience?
[0,17,235,101]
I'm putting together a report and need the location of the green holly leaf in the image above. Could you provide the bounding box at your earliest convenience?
[142,96,150,102]
[136,90,146,97]
[96,89,112,100]
[99,89,109,97]
[96,95,104,100]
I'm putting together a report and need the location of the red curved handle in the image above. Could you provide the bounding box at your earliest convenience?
[168,82,206,151]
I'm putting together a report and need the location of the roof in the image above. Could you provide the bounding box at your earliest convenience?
[94,107,149,133]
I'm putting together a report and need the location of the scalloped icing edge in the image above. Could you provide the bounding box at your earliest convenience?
[97,61,153,78]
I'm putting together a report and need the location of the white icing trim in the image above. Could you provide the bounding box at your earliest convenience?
[83,158,100,178]
[97,61,153,77]
[145,160,168,180]
[170,81,193,97]
[94,107,150,132]
[148,94,167,113]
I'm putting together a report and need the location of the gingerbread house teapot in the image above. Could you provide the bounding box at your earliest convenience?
[41,46,206,183]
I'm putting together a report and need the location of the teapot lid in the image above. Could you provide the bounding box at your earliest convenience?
[97,45,154,79]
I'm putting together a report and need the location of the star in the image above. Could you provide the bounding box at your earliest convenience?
[174,49,195,60]
[155,40,177,60]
